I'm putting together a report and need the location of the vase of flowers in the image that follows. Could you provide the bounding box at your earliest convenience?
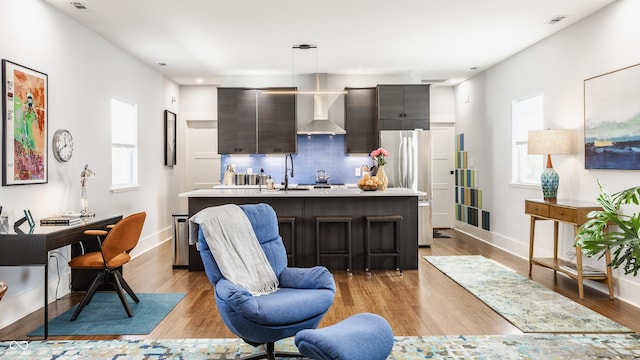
[370,147,389,190]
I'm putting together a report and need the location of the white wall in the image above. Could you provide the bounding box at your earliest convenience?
[430,86,456,124]
[455,0,640,306]
[0,0,180,328]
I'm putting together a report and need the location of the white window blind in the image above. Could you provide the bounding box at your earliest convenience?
[110,97,139,190]
[512,93,544,185]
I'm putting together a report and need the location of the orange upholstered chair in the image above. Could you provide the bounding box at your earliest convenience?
[68,212,146,321]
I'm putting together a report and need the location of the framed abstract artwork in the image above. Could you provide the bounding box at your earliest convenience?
[2,60,48,185]
[584,63,640,170]
[164,110,176,166]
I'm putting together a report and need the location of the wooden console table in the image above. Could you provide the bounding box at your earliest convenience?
[525,199,613,300]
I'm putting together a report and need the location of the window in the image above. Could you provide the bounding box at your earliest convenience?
[110,97,139,191]
[512,93,544,185]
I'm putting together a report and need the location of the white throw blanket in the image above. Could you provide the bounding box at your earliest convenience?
[189,204,278,296]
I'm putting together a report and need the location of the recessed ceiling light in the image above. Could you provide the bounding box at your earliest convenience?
[293,44,316,50]
[195,78,204,84]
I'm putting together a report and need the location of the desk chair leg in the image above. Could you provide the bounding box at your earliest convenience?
[70,270,139,321]
[115,270,140,303]
[112,271,134,318]
[71,272,105,321]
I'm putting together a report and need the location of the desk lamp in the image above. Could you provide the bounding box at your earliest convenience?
[528,129,571,202]
[80,164,95,217]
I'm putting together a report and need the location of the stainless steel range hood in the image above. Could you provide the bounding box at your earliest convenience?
[297,73,346,135]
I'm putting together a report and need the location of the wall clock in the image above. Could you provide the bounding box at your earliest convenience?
[52,129,74,162]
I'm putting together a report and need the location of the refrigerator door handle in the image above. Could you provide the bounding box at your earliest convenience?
[406,134,415,189]
[391,134,402,187]
[399,135,409,188]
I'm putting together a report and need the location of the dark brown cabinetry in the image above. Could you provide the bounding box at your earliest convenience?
[217,87,297,154]
[344,87,378,153]
[217,88,257,154]
[257,89,297,153]
[377,84,430,130]
[187,195,418,272]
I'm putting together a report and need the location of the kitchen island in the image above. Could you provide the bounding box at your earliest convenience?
[180,187,424,272]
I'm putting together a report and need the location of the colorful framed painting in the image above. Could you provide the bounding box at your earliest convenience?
[164,110,176,166]
[2,60,48,185]
[584,63,640,170]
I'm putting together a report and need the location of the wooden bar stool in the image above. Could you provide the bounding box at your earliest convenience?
[364,215,403,275]
[277,216,296,266]
[316,216,352,273]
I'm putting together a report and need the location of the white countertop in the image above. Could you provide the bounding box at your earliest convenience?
[179,187,426,198]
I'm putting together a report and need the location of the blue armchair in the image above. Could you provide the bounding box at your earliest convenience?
[198,203,336,360]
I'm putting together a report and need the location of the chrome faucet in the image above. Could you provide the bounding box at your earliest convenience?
[284,153,294,190]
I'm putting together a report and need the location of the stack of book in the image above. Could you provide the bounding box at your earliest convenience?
[559,263,606,277]
[40,214,82,226]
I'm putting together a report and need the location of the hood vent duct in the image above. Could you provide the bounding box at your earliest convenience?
[297,73,346,135]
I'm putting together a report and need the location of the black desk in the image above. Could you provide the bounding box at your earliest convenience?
[0,214,122,338]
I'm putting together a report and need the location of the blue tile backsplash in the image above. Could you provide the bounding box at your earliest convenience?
[221,135,372,185]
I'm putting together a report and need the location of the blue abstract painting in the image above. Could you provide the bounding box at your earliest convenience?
[584,63,640,170]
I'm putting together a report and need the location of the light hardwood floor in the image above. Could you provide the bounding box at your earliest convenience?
[1,229,638,341]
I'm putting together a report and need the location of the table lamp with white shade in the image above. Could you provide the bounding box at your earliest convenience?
[527,129,572,202]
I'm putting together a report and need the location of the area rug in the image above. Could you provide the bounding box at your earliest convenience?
[2,334,640,359]
[424,255,633,333]
[28,292,186,336]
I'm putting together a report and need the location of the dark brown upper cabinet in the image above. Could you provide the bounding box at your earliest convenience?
[377,84,430,130]
[217,88,257,154]
[257,89,297,154]
[217,87,296,154]
[344,87,378,153]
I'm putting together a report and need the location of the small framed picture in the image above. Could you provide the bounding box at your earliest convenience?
[164,110,176,166]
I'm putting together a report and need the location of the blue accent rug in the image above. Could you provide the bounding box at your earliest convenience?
[28,292,186,336]
[3,335,640,359]
[424,255,632,333]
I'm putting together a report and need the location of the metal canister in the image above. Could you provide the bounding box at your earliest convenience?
[247,174,258,185]
[235,173,246,185]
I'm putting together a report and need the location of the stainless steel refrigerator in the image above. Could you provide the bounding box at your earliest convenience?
[380,129,433,246]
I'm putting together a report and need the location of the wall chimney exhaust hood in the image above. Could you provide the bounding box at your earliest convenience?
[297,73,346,135]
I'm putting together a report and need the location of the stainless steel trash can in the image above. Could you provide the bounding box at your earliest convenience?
[172,214,189,268]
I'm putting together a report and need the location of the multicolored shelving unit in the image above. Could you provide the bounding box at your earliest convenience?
[455,133,490,231]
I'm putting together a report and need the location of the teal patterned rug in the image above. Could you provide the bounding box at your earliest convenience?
[424,255,633,333]
[2,334,640,359]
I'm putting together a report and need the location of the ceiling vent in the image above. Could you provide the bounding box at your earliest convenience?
[421,79,448,84]
[546,15,567,25]
[70,2,89,11]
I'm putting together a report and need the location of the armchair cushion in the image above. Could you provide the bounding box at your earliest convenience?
[279,267,336,290]
[215,279,335,326]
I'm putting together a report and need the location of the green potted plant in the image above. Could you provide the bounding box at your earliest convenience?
[576,181,640,276]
